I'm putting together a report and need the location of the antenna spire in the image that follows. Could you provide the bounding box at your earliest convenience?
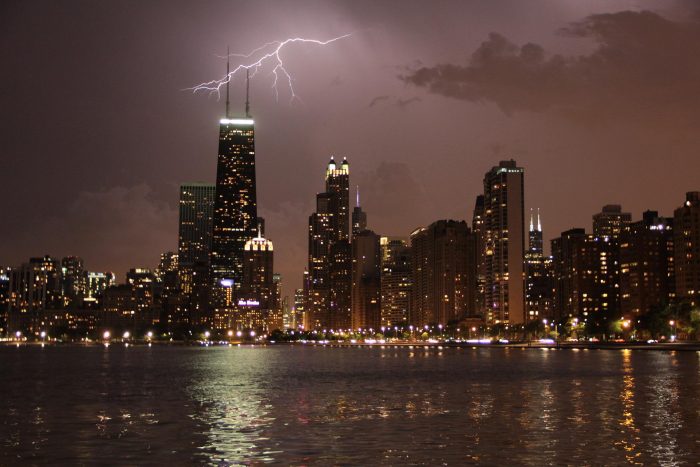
[356,185,360,207]
[225,46,230,118]
[245,68,250,117]
[529,208,534,232]
[537,208,542,232]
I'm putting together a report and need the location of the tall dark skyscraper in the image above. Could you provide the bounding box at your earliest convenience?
[409,220,476,327]
[351,229,381,330]
[525,210,554,321]
[483,160,525,325]
[307,157,351,329]
[179,183,216,266]
[472,195,486,317]
[178,183,215,324]
[210,77,258,307]
[351,186,367,238]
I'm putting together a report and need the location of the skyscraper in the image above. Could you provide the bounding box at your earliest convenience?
[620,211,674,316]
[380,237,412,326]
[525,210,554,322]
[472,195,486,317]
[593,204,631,240]
[179,184,216,266]
[307,157,351,329]
[551,230,620,323]
[352,186,367,238]
[178,183,215,324]
[236,231,275,332]
[60,256,86,308]
[351,229,381,330]
[674,192,700,307]
[7,255,62,334]
[483,160,525,325]
[409,220,476,327]
[210,79,258,304]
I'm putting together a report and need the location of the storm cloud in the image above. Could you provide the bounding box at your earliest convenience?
[403,11,700,124]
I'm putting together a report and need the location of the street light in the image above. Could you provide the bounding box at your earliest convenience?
[669,320,677,341]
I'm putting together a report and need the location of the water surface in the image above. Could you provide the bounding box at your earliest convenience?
[1,345,699,465]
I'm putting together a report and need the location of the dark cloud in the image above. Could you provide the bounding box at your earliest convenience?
[403,11,700,124]
[368,95,421,109]
[396,96,421,109]
[368,95,390,107]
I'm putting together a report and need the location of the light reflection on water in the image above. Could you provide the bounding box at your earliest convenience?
[1,345,699,465]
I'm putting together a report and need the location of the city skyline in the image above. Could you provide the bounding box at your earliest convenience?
[4,1,700,301]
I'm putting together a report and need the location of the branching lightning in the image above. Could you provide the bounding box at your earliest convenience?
[190,34,351,103]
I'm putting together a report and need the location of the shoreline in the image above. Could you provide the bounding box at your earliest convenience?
[3,340,700,351]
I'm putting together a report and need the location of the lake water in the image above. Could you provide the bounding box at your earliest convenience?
[1,345,699,465]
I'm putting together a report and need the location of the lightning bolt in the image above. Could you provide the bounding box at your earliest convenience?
[190,34,351,103]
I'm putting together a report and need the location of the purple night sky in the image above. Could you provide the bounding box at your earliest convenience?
[2,0,700,298]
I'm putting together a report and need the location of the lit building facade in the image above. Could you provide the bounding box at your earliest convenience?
[620,211,674,316]
[351,229,381,330]
[178,183,215,324]
[674,192,700,307]
[7,256,62,334]
[235,232,276,332]
[472,195,486,317]
[307,157,351,329]
[552,229,620,321]
[380,237,412,326]
[409,220,476,326]
[525,210,554,321]
[210,117,258,305]
[482,160,525,325]
[593,204,631,240]
[60,256,86,308]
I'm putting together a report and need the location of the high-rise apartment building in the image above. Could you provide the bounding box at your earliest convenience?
[674,192,700,307]
[351,229,381,330]
[483,160,525,325]
[380,237,412,326]
[60,256,86,308]
[551,230,620,321]
[620,211,674,316]
[593,204,631,240]
[409,220,476,326]
[472,195,486,317]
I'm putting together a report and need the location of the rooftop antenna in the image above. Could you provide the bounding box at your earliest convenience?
[537,208,542,232]
[529,208,534,232]
[245,68,250,117]
[356,185,360,208]
[225,45,230,118]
